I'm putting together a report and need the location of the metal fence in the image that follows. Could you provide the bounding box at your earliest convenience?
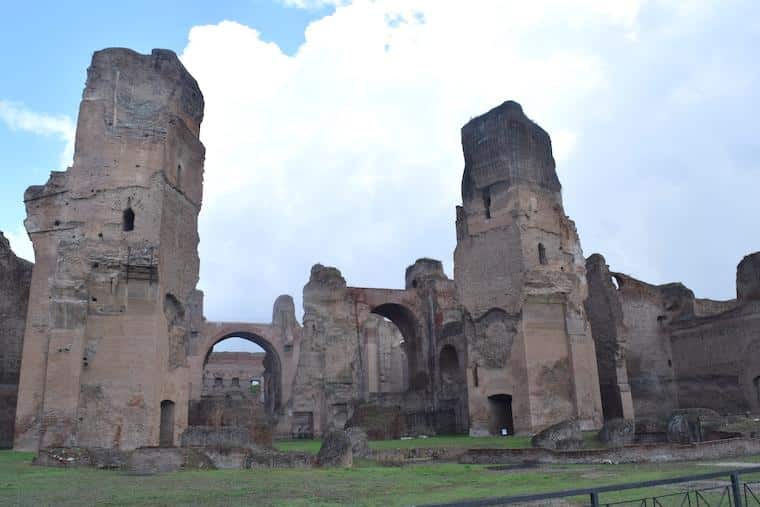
[416,466,760,507]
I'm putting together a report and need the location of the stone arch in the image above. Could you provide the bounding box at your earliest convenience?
[201,331,283,416]
[370,302,425,390]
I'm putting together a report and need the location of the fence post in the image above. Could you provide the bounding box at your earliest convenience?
[731,473,744,507]
[590,491,601,507]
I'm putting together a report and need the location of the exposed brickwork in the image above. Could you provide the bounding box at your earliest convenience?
[0,233,32,448]
[455,101,603,435]
[10,47,759,454]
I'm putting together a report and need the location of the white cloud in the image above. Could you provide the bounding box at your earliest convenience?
[175,0,759,321]
[277,0,345,9]
[179,1,649,322]
[5,225,34,263]
[670,56,754,105]
[0,101,75,170]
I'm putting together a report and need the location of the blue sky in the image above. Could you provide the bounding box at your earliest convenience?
[0,0,333,352]
[0,0,330,243]
[2,1,759,356]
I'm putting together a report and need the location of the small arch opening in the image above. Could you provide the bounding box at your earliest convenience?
[483,187,492,219]
[250,379,261,397]
[754,376,760,405]
[123,208,135,232]
[159,400,175,447]
[538,243,547,265]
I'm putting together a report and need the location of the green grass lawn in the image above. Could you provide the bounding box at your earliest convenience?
[1,450,759,506]
[274,433,601,454]
[275,434,534,454]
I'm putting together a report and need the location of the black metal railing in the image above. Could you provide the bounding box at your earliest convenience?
[416,466,760,507]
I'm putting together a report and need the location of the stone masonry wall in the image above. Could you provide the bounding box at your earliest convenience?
[0,233,33,448]
[584,254,634,421]
[14,48,205,451]
[586,251,760,423]
[455,101,603,435]
[202,352,265,397]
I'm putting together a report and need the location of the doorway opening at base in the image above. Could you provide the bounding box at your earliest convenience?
[488,394,513,436]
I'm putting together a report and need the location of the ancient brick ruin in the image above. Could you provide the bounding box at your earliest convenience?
[585,252,760,431]
[0,48,758,451]
[0,233,33,448]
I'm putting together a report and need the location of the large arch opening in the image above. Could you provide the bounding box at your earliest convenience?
[370,303,425,391]
[188,333,282,436]
[201,333,282,416]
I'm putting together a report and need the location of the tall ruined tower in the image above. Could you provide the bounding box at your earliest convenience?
[454,101,602,435]
[15,49,205,450]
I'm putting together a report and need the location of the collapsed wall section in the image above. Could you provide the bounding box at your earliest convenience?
[587,251,760,422]
[291,264,361,436]
[291,260,469,438]
[0,233,33,448]
[668,252,760,414]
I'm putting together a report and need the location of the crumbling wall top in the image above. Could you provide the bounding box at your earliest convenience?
[737,251,760,301]
[84,48,204,134]
[460,100,559,202]
[405,258,447,289]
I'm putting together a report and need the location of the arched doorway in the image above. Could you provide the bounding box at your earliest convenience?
[370,303,425,391]
[488,394,514,436]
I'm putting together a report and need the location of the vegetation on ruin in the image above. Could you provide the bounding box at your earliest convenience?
[2,450,759,506]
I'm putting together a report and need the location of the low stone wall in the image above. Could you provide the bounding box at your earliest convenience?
[459,438,760,465]
[32,447,216,472]
[372,446,466,463]
[33,445,314,471]
[180,426,253,449]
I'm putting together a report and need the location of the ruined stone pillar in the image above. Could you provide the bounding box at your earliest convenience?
[291,265,362,436]
[14,48,205,450]
[584,254,634,421]
[454,101,603,435]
